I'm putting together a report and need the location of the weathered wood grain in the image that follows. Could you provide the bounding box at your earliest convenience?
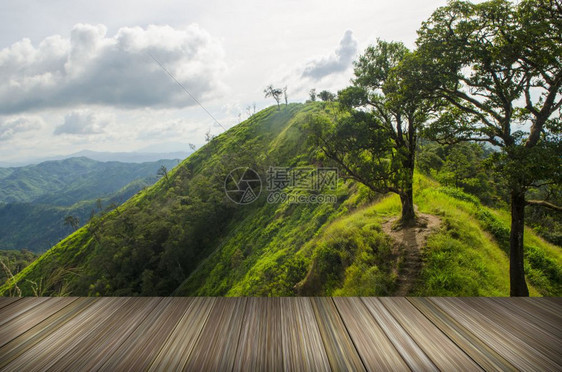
[471,298,561,363]
[0,297,49,328]
[334,297,410,371]
[0,297,76,349]
[490,298,561,336]
[379,297,482,371]
[98,298,187,371]
[280,297,331,372]
[0,298,19,311]
[50,297,162,372]
[234,297,283,372]
[183,297,247,371]
[433,297,561,371]
[148,297,216,371]
[0,296,558,371]
[362,297,438,371]
[2,297,125,372]
[520,297,562,328]
[408,297,516,371]
[0,297,94,369]
[310,297,366,372]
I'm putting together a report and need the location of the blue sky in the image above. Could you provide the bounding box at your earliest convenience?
[0,0,447,163]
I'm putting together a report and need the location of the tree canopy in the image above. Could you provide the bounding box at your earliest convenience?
[312,40,435,224]
[407,0,562,295]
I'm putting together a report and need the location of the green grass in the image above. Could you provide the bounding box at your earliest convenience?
[176,173,560,297]
[414,178,560,296]
[414,188,511,296]
[305,199,397,296]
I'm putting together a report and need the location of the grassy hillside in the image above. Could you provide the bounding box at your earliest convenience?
[1,103,560,296]
[0,249,38,297]
[175,175,561,297]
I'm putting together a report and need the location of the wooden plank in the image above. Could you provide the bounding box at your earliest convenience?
[184,297,247,371]
[0,298,95,369]
[0,297,49,328]
[490,298,562,336]
[334,297,409,371]
[2,297,128,372]
[280,297,331,372]
[380,297,482,371]
[542,296,562,307]
[362,298,438,371]
[233,297,283,372]
[0,298,20,311]
[148,297,216,371]
[408,297,516,371]
[0,297,559,370]
[480,298,562,359]
[49,297,162,372]
[519,297,562,328]
[434,297,561,371]
[97,297,187,371]
[310,297,366,372]
[0,297,77,348]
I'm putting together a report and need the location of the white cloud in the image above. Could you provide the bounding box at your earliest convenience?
[267,30,359,101]
[0,23,227,114]
[136,117,201,140]
[0,116,43,142]
[0,1,447,162]
[301,30,358,81]
[54,110,113,135]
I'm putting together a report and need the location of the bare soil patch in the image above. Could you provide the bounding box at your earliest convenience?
[382,209,441,296]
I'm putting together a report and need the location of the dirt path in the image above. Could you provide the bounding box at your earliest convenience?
[382,208,441,296]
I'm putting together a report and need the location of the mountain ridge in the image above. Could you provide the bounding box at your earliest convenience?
[0,157,179,205]
[1,103,560,296]
[0,150,190,167]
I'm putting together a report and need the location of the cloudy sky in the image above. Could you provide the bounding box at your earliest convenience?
[0,0,447,163]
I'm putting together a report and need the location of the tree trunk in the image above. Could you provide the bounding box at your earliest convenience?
[399,187,416,226]
[509,190,529,296]
[399,143,416,225]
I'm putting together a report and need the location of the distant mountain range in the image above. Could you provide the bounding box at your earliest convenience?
[66,150,191,164]
[0,149,192,167]
[0,157,179,252]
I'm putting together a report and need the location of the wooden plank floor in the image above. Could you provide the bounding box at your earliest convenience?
[0,297,559,371]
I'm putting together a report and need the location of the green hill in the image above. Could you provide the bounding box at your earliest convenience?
[0,178,151,252]
[1,103,560,296]
[0,158,178,252]
[0,157,179,206]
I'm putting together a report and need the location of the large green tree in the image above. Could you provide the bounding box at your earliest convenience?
[312,40,434,224]
[409,0,562,295]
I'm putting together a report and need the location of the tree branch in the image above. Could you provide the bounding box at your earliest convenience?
[443,86,504,123]
[526,70,562,148]
[526,200,562,212]
[440,92,501,134]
